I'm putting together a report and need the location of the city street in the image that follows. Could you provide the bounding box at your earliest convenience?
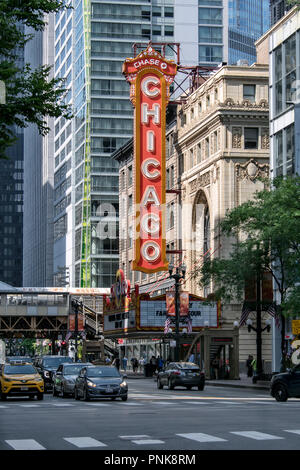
[1,377,300,451]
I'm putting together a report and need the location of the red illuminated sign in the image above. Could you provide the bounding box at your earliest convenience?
[123,46,177,273]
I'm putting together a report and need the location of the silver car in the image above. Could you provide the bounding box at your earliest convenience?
[53,363,91,397]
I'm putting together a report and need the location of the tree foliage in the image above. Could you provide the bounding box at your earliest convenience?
[198,177,300,314]
[0,0,73,158]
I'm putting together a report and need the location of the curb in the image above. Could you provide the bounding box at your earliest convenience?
[205,381,270,391]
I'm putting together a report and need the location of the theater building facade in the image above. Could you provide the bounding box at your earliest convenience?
[112,62,272,377]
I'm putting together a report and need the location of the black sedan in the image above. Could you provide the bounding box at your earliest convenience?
[157,362,205,391]
[74,366,128,401]
[52,363,92,397]
[270,365,300,401]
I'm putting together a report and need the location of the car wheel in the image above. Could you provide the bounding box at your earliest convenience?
[61,387,68,398]
[83,387,90,401]
[168,379,174,390]
[198,384,205,391]
[121,395,128,401]
[74,387,80,401]
[52,386,59,397]
[157,378,163,389]
[273,383,288,402]
[37,393,44,401]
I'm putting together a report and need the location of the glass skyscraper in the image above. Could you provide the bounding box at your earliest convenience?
[198,0,270,66]
[53,0,180,288]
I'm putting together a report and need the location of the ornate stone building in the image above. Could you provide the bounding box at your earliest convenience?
[177,64,272,372]
[114,63,272,375]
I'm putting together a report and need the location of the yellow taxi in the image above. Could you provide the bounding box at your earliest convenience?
[0,362,44,400]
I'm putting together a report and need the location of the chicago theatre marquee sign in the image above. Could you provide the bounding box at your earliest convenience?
[123,46,177,273]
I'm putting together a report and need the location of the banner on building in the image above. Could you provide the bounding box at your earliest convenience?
[123,46,177,273]
[179,292,189,317]
[166,291,176,316]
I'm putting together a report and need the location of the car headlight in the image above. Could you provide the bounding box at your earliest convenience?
[35,377,43,382]
[120,381,127,388]
[3,377,12,382]
[87,380,97,388]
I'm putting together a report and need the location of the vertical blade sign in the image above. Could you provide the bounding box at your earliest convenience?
[123,46,177,273]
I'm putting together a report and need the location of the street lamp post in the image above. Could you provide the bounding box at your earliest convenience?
[168,263,186,362]
[246,316,271,382]
[72,299,81,362]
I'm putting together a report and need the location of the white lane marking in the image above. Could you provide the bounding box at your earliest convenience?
[217,401,244,405]
[132,439,165,445]
[121,402,143,406]
[284,430,300,435]
[231,431,284,440]
[64,437,107,448]
[177,433,227,443]
[183,401,208,405]
[152,401,174,405]
[5,439,46,450]
[51,403,74,407]
[83,403,111,407]
[18,404,40,408]
[120,435,151,440]
[0,405,8,408]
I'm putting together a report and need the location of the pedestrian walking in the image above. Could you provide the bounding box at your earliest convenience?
[189,353,195,363]
[157,356,164,372]
[150,355,157,376]
[212,355,220,380]
[251,357,257,382]
[122,355,128,372]
[113,356,120,371]
[138,357,144,372]
[246,354,253,377]
[131,357,138,373]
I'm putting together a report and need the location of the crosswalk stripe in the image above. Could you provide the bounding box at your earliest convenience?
[120,435,151,440]
[284,430,300,435]
[5,439,46,450]
[177,433,227,443]
[64,437,107,448]
[230,431,284,440]
[121,403,143,406]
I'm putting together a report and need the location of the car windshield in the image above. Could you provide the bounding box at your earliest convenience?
[4,365,37,375]
[64,365,89,375]
[177,363,200,370]
[43,357,73,367]
[86,367,120,378]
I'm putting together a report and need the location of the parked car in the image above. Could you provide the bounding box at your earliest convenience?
[53,362,91,397]
[74,365,128,401]
[0,361,44,400]
[157,362,205,391]
[35,355,73,391]
[270,365,300,401]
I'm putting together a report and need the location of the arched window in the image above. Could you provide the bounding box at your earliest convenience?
[203,206,210,254]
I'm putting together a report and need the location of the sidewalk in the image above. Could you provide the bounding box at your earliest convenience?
[123,371,270,390]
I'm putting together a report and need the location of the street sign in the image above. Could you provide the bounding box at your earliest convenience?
[292,320,300,335]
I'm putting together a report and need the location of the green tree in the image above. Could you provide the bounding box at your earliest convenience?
[0,0,72,159]
[197,176,300,363]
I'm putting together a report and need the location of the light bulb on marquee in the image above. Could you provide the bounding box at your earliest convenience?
[123,46,177,274]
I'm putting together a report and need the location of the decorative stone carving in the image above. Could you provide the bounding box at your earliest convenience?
[232,127,242,148]
[211,164,220,184]
[236,159,269,182]
[189,172,210,194]
[261,128,270,149]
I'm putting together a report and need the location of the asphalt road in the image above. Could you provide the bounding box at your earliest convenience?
[1,377,300,452]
